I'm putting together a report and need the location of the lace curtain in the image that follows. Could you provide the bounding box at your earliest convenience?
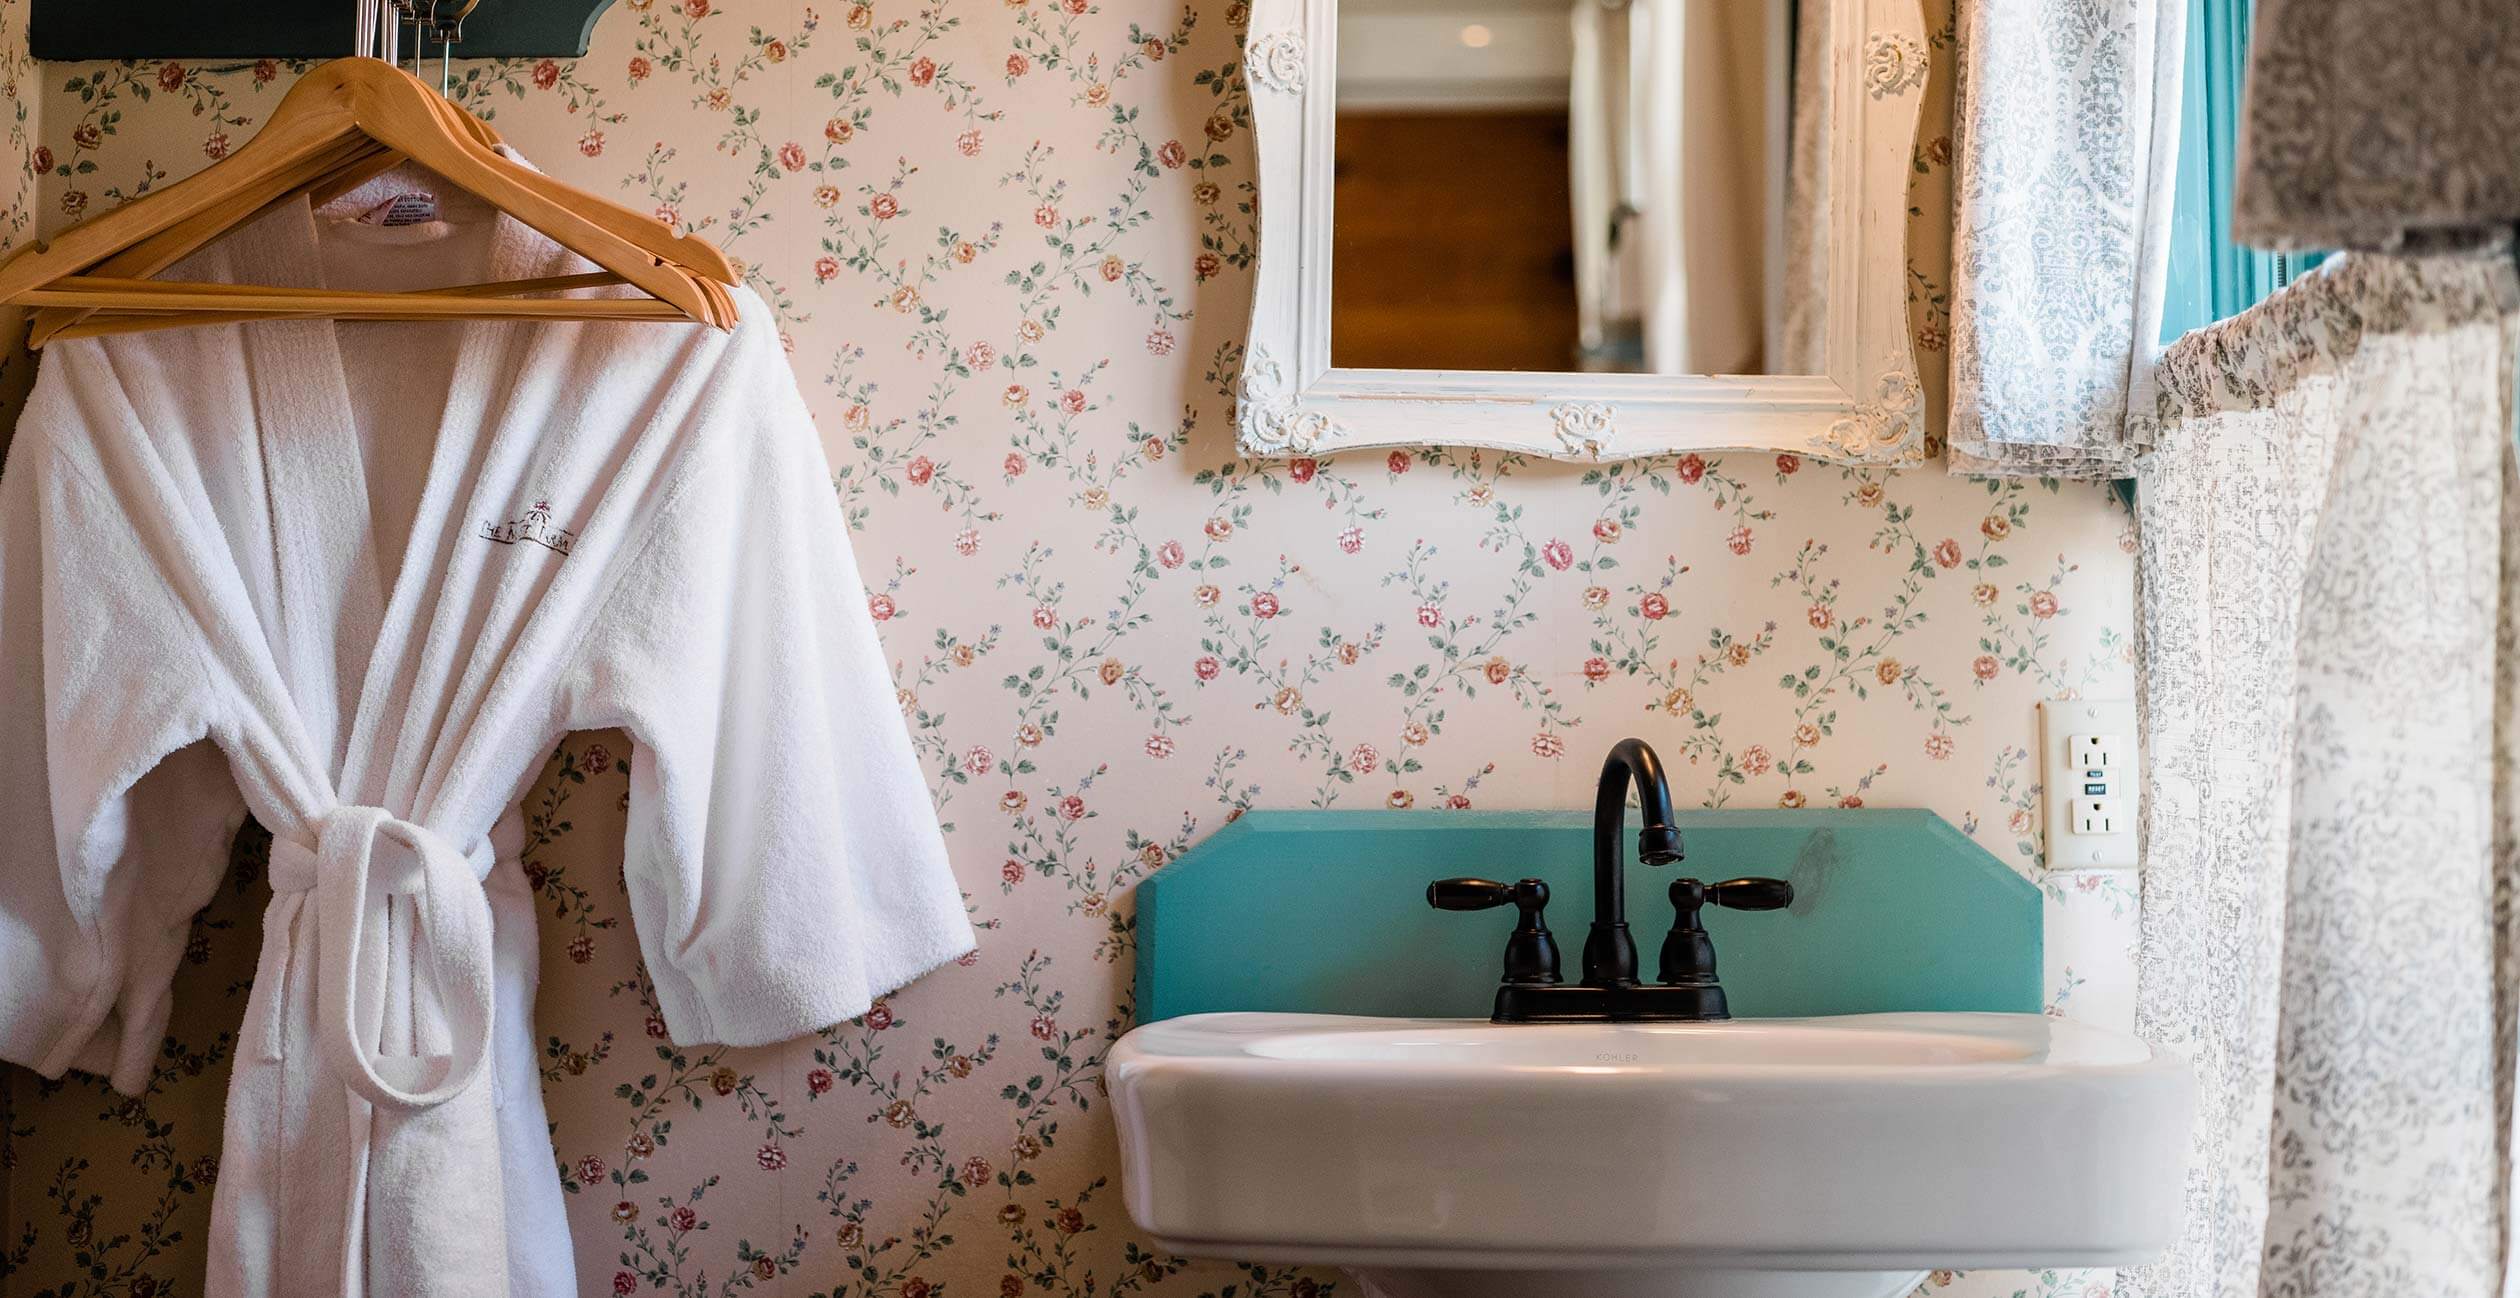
[1944,0,2185,477]
[1939,0,2520,471]
[2120,249,2520,1297]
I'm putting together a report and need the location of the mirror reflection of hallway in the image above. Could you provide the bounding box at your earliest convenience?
[1332,0,1802,376]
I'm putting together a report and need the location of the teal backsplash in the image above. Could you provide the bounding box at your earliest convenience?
[1136,809,2042,1021]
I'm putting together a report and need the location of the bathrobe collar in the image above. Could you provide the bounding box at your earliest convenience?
[211,183,559,799]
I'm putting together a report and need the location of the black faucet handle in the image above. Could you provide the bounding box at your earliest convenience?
[1707,877,1793,911]
[1428,877,1562,986]
[1666,876,1795,916]
[1428,877,1529,910]
[1658,876,1792,989]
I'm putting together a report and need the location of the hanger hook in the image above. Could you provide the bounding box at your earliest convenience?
[388,0,419,71]
[431,0,450,94]
[426,0,479,97]
[358,0,400,61]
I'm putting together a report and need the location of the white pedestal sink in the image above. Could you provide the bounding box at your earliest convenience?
[1109,1012,2193,1298]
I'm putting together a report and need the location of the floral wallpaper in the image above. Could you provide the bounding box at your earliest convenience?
[0,1,2140,1296]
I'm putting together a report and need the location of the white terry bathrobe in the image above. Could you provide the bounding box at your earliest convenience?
[0,178,976,1295]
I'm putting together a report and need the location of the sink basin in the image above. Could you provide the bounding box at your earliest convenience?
[1109,1012,2193,1298]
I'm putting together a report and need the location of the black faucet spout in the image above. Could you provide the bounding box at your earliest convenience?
[1432,737,1789,1023]
[1586,737,1684,986]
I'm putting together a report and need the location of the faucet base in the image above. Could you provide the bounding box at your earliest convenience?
[1493,981,1733,1024]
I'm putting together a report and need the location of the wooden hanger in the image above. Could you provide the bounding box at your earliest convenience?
[9,58,736,337]
[408,96,742,328]
[28,83,739,344]
[0,57,741,345]
[416,90,741,286]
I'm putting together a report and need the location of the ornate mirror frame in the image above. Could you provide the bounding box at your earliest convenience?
[1234,0,1931,464]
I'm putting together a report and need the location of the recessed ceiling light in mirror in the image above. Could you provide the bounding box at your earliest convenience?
[1458,23,1492,48]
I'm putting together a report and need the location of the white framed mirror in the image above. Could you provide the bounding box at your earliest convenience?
[1234,0,1931,464]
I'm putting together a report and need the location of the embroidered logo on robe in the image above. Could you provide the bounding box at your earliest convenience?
[479,499,577,556]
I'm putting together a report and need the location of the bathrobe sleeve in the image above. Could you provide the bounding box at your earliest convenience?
[563,329,975,1048]
[0,368,242,1095]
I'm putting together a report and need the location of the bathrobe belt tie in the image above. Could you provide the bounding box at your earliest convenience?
[263,806,497,1111]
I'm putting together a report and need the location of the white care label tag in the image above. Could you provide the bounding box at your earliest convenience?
[356,191,442,227]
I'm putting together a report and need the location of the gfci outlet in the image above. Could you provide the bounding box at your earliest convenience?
[2039,699,2138,870]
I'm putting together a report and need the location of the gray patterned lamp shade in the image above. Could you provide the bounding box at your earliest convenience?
[2235,0,2520,249]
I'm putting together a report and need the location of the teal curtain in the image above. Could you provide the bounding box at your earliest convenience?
[2161,0,2286,344]
[2162,0,2332,347]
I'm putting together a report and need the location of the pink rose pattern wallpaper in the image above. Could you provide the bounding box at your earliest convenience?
[0,0,2141,1295]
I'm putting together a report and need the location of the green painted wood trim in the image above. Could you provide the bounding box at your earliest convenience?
[31,1,619,60]
[1135,809,2042,1024]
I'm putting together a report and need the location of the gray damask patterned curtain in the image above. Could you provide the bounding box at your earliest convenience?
[2236,0,2520,250]
[2121,249,2520,1298]
[1943,0,2186,478]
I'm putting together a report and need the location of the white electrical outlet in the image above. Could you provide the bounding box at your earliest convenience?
[2070,733,2123,770]
[2039,699,2139,870]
